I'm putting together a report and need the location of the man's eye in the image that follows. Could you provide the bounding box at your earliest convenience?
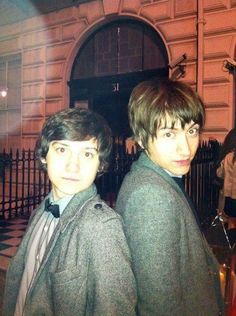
[55,147,66,153]
[84,152,94,158]
[188,128,199,136]
[164,132,174,138]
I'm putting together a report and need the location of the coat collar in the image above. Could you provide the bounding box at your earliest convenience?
[58,183,97,230]
[134,152,202,229]
[133,152,183,194]
[34,184,97,226]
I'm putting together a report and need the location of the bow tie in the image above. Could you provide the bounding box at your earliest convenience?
[44,198,60,218]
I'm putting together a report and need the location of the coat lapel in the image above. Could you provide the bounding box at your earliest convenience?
[27,184,98,296]
[133,152,186,198]
[134,152,202,229]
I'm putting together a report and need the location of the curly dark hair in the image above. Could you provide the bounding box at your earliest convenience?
[35,108,112,173]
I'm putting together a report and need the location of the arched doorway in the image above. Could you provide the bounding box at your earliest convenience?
[68,19,168,136]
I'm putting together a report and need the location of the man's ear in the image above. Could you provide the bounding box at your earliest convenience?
[41,158,46,164]
[137,138,144,149]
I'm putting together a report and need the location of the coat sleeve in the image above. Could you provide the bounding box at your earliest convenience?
[87,214,137,316]
[116,183,188,316]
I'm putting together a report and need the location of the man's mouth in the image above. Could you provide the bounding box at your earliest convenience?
[62,177,80,182]
[174,159,190,166]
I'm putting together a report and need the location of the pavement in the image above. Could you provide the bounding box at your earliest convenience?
[0,216,29,315]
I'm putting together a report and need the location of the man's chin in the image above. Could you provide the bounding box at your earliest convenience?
[171,167,190,176]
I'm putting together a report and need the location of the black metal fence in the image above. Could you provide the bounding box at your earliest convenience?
[0,150,51,218]
[0,139,221,226]
[184,140,221,226]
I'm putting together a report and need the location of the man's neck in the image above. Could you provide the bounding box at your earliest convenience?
[163,168,182,178]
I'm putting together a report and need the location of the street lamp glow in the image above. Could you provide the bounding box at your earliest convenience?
[0,89,7,97]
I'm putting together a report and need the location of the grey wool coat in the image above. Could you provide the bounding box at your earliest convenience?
[116,152,224,316]
[3,184,137,316]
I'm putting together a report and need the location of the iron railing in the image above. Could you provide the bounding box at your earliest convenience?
[0,139,221,226]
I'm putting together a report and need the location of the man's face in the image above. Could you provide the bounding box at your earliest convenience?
[42,138,100,201]
[146,117,200,176]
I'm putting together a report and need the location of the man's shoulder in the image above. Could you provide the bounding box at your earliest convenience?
[83,198,121,223]
[61,198,122,238]
[116,166,174,212]
[123,163,170,189]
[77,199,124,239]
[117,163,184,212]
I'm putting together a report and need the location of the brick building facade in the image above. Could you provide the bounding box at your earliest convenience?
[0,0,235,151]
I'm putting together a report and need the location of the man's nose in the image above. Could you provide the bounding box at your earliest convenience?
[176,135,191,156]
[66,154,80,172]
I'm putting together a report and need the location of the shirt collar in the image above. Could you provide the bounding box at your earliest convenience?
[163,168,182,178]
[48,193,74,216]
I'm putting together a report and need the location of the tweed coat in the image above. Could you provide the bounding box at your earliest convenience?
[3,184,137,316]
[116,152,224,316]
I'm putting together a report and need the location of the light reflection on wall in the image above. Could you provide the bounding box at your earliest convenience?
[0,88,7,98]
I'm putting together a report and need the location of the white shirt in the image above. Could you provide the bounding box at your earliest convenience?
[14,194,73,316]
